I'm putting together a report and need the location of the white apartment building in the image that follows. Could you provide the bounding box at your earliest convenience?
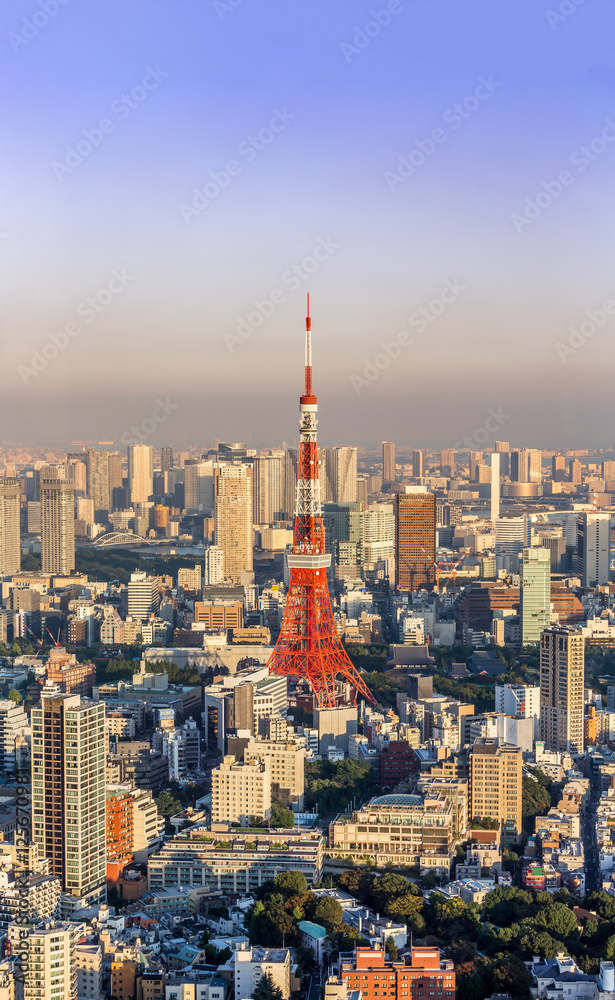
[211,756,271,826]
[234,944,291,1000]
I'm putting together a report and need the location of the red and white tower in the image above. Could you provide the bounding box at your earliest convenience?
[267,298,376,708]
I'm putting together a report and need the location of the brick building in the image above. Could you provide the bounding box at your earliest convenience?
[340,946,455,1000]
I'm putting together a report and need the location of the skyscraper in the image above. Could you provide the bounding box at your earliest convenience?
[539,626,584,755]
[322,447,358,503]
[569,458,582,484]
[439,449,455,478]
[184,459,215,511]
[382,441,396,486]
[31,692,106,905]
[495,441,510,478]
[577,511,610,587]
[214,464,253,584]
[512,448,542,483]
[412,450,425,478]
[552,455,566,482]
[490,452,500,522]
[469,451,482,482]
[395,491,436,592]
[253,453,285,524]
[0,478,21,575]
[41,480,74,575]
[204,545,225,585]
[521,547,551,644]
[128,444,153,504]
[86,449,110,518]
[161,447,174,474]
[108,452,123,501]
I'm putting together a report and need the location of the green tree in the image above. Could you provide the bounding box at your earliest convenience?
[369,873,413,910]
[273,871,308,897]
[385,936,398,959]
[313,897,343,933]
[385,892,424,921]
[271,801,296,828]
[155,790,181,817]
[10,642,21,656]
[535,902,577,941]
[7,689,22,704]
[251,973,284,1000]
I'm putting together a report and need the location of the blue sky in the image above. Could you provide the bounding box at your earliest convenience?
[2,0,615,449]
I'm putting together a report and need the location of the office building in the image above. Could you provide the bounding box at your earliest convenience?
[253,453,285,524]
[539,626,584,755]
[495,515,530,566]
[127,573,160,621]
[395,492,436,592]
[577,512,610,587]
[495,440,510,477]
[211,755,271,826]
[412,450,425,478]
[0,478,20,575]
[323,502,362,577]
[490,452,500,522]
[161,447,174,474]
[184,459,215,511]
[552,455,566,482]
[204,545,225,585]
[340,946,455,1000]
[439,449,455,478]
[362,503,395,570]
[31,693,106,904]
[87,449,110,518]
[383,441,396,486]
[41,480,74,575]
[521,547,551,644]
[329,793,454,870]
[128,444,153,504]
[214,464,253,584]
[469,738,522,845]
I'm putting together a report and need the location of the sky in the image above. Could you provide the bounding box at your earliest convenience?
[2,0,615,451]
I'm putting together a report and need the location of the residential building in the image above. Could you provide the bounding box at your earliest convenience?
[214,465,253,585]
[321,447,358,503]
[412,450,425,478]
[577,512,610,587]
[0,699,28,773]
[41,480,75,575]
[244,737,306,809]
[8,920,84,1000]
[75,943,103,1000]
[439,450,454,479]
[87,449,110,518]
[395,492,436,592]
[184,459,215,511]
[211,755,271,826]
[540,626,585,755]
[235,945,290,1000]
[383,442,396,486]
[521,546,551,644]
[128,445,154,504]
[204,546,225,586]
[128,572,160,621]
[31,693,106,905]
[339,946,455,1000]
[0,479,20,575]
[469,738,522,845]
[177,567,202,593]
[253,453,285,524]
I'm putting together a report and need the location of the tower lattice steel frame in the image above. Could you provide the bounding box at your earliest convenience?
[267,298,376,708]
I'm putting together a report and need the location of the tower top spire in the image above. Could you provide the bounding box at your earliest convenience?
[302,292,316,404]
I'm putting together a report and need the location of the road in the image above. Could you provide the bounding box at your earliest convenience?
[583,775,600,894]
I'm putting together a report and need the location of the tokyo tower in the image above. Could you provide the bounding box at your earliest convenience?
[267,297,376,708]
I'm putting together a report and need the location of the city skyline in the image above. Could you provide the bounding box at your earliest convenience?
[2,0,615,446]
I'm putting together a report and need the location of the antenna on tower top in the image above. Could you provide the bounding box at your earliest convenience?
[304,294,312,396]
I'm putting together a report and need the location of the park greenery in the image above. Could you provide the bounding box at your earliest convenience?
[304,758,373,814]
[74,546,204,584]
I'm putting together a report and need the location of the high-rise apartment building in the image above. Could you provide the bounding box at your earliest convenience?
[577,512,610,587]
[469,737,522,845]
[214,465,253,585]
[41,480,74,575]
[253,453,285,524]
[552,455,566,482]
[382,441,396,486]
[177,566,201,593]
[362,503,395,570]
[495,682,541,738]
[128,445,153,504]
[204,545,225,585]
[490,452,500,522]
[31,692,106,904]
[323,502,362,577]
[87,449,110,518]
[395,492,436,592]
[521,546,551,644]
[511,448,542,483]
[569,459,582,485]
[67,458,87,495]
[495,441,510,478]
[244,737,306,809]
[211,754,271,826]
[9,921,84,1000]
[539,626,584,755]
[0,478,20,575]
[469,451,482,482]
[321,447,358,503]
[412,450,425,478]
[439,449,455,478]
[108,453,123,501]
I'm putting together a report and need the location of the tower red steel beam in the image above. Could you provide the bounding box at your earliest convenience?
[267,297,376,708]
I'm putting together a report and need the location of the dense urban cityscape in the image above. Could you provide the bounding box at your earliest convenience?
[0,302,614,1000]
